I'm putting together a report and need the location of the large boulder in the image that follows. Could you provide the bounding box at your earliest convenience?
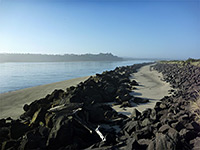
[147,131,180,150]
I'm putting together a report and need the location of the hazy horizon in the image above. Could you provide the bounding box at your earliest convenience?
[0,0,199,59]
[0,52,170,60]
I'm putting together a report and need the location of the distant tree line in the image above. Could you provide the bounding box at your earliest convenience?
[0,53,123,62]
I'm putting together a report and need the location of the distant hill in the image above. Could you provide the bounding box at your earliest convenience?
[0,53,123,62]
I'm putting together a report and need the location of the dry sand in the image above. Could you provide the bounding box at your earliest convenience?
[0,76,89,119]
[112,64,171,116]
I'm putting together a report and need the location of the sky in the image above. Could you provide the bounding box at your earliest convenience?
[0,0,199,59]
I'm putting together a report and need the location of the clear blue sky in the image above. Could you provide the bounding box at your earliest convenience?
[0,0,199,59]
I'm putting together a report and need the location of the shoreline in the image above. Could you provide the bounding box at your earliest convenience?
[0,76,89,119]
[0,63,170,119]
[0,60,152,94]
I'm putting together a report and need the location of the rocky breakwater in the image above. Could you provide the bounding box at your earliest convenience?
[0,63,152,150]
[110,63,199,150]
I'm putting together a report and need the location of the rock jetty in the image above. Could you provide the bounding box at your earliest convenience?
[0,62,200,150]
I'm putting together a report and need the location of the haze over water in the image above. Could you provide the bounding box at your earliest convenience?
[0,60,151,94]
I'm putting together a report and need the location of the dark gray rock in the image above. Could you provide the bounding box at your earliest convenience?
[141,108,152,119]
[120,94,132,102]
[126,137,143,150]
[0,127,10,145]
[104,83,117,95]
[130,80,139,86]
[10,120,29,139]
[147,131,179,150]
[192,137,200,150]
[1,140,18,150]
[23,104,29,112]
[159,103,167,109]
[141,118,151,127]
[134,126,154,139]
[179,129,198,142]
[171,121,185,132]
[191,121,200,132]
[133,97,149,104]
[138,138,152,148]
[131,108,141,119]
[124,120,140,134]
[158,124,171,133]
[150,108,157,120]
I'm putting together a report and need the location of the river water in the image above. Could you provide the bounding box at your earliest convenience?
[0,60,152,93]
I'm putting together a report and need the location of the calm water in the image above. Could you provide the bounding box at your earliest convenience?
[0,60,152,94]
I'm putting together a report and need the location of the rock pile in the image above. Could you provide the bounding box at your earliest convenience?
[1,62,199,150]
[98,63,199,150]
[0,63,151,150]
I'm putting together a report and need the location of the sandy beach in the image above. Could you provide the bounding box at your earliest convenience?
[0,64,171,119]
[112,64,171,116]
[0,76,89,119]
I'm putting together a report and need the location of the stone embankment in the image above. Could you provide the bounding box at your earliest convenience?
[118,63,200,150]
[0,62,200,150]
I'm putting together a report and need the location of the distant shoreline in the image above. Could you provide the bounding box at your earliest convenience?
[0,60,153,63]
[0,53,123,62]
[0,53,159,63]
[0,60,124,63]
